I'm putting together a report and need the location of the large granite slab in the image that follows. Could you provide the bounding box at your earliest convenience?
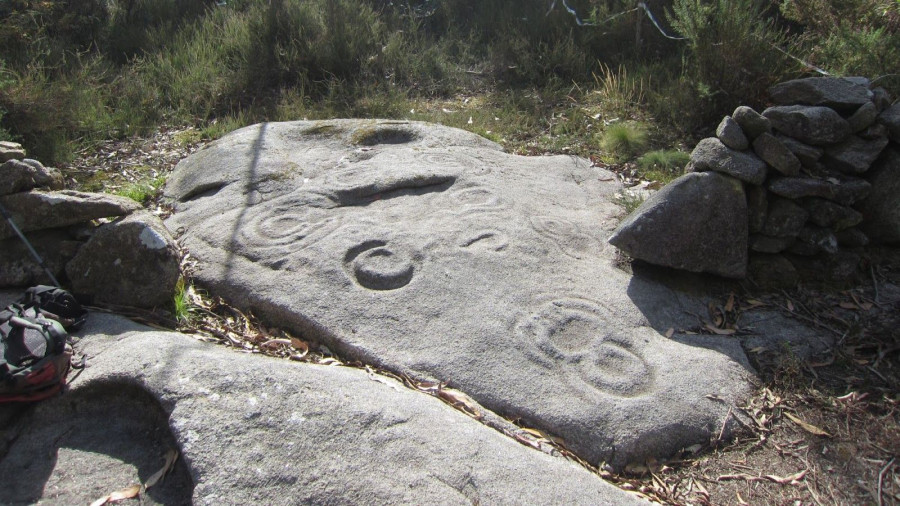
[0,309,644,505]
[164,120,788,468]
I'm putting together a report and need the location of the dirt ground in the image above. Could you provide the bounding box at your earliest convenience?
[61,128,900,506]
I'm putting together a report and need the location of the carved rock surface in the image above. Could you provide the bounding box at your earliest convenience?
[768,77,871,112]
[610,172,748,278]
[165,120,757,468]
[0,190,140,240]
[66,211,180,308]
[0,309,645,505]
[763,105,851,145]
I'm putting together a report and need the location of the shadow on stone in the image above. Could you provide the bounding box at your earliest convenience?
[0,381,193,505]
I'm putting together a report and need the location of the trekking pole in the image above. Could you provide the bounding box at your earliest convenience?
[0,202,60,287]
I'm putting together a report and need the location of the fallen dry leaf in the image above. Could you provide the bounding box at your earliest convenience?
[705,324,736,335]
[89,484,141,506]
[143,448,178,491]
[437,388,482,419]
[261,338,291,348]
[764,469,808,485]
[724,293,735,313]
[664,327,675,338]
[784,412,831,437]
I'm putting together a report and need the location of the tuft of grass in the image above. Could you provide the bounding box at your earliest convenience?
[173,277,193,324]
[592,63,647,117]
[636,150,691,183]
[613,191,646,216]
[115,175,167,205]
[599,122,649,161]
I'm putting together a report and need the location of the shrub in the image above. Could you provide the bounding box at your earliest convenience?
[599,122,649,160]
[667,0,792,127]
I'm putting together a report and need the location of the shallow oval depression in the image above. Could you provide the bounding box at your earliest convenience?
[351,126,420,146]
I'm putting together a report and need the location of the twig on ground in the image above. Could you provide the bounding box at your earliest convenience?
[877,457,895,506]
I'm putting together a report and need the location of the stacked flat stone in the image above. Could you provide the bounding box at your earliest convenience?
[0,142,180,307]
[610,76,900,287]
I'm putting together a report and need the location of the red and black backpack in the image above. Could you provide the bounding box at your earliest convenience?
[0,286,86,403]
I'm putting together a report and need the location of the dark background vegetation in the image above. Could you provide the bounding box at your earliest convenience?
[0,0,898,164]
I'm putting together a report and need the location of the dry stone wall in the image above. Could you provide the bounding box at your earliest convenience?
[0,143,180,308]
[611,77,900,288]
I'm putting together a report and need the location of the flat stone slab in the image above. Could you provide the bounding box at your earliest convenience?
[0,308,645,505]
[165,120,788,468]
[0,190,140,240]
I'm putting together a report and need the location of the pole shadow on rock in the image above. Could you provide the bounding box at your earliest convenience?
[0,381,193,505]
[224,122,269,285]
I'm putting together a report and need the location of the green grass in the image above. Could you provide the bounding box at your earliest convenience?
[598,122,649,161]
[636,150,691,183]
[0,0,896,165]
[613,191,646,216]
[173,277,192,324]
[115,176,167,205]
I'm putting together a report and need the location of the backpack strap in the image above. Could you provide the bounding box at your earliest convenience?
[19,286,87,331]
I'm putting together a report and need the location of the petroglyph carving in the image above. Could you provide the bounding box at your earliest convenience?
[344,240,419,291]
[517,297,654,397]
[529,216,600,259]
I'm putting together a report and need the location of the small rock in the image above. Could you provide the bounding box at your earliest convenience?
[768,77,871,112]
[822,135,889,174]
[877,103,900,143]
[66,211,181,308]
[0,190,141,240]
[716,116,749,150]
[776,135,823,168]
[746,184,768,233]
[835,228,869,248]
[0,141,26,163]
[842,76,871,88]
[800,198,863,230]
[763,105,851,145]
[858,148,900,244]
[752,133,801,176]
[749,234,794,253]
[748,254,799,289]
[609,172,748,278]
[732,106,771,139]
[832,177,873,206]
[0,159,58,195]
[872,87,892,111]
[763,197,809,238]
[858,123,889,140]
[687,137,767,185]
[768,176,870,206]
[847,101,878,132]
[795,225,839,255]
